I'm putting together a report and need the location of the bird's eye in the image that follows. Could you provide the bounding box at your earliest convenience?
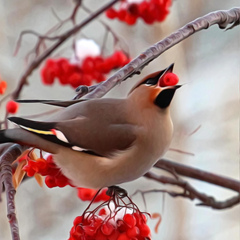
[144,78,158,86]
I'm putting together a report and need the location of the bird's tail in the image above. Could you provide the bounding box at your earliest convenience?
[0,128,33,146]
[0,128,59,154]
[0,129,15,143]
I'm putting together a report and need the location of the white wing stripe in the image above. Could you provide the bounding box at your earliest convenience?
[72,146,85,151]
[55,130,69,143]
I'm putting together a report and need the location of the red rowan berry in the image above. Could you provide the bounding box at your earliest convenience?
[94,56,105,72]
[125,12,137,25]
[160,72,179,87]
[101,222,115,236]
[123,214,136,228]
[106,8,117,19]
[77,188,96,201]
[6,100,19,114]
[127,3,139,16]
[82,56,95,74]
[139,223,151,237]
[99,208,107,216]
[0,81,7,94]
[118,8,127,21]
[126,226,140,238]
[45,175,57,188]
[73,216,83,226]
[68,72,83,88]
[117,233,131,240]
[81,74,92,86]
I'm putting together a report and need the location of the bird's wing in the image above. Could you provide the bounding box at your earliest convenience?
[56,118,138,157]
[8,100,138,157]
[15,99,88,107]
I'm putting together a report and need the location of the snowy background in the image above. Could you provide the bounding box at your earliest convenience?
[0,0,239,239]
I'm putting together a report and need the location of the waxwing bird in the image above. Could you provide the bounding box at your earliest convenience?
[0,64,180,189]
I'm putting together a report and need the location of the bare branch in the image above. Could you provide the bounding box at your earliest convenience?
[144,172,240,210]
[154,159,240,192]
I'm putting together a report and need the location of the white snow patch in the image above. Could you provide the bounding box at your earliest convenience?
[127,0,144,4]
[73,38,100,65]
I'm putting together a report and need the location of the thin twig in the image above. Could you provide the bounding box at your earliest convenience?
[169,148,195,156]
[187,124,201,136]
[82,5,129,53]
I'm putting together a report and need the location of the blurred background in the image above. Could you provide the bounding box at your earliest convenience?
[0,0,239,239]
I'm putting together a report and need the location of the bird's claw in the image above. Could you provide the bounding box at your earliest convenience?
[106,185,128,198]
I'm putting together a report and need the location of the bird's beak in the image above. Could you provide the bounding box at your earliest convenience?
[157,63,174,87]
[170,84,182,89]
[160,84,182,92]
[162,63,174,75]
[165,63,174,73]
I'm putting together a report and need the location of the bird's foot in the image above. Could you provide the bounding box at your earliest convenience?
[106,185,128,198]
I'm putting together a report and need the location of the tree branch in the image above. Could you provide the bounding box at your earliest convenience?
[74,7,240,99]
[0,144,27,240]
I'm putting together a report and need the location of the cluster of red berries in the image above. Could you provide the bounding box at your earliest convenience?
[69,210,151,240]
[22,154,110,202]
[106,0,171,25]
[23,155,72,188]
[41,51,130,88]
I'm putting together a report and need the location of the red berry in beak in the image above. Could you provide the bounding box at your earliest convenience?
[160,72,179,87]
